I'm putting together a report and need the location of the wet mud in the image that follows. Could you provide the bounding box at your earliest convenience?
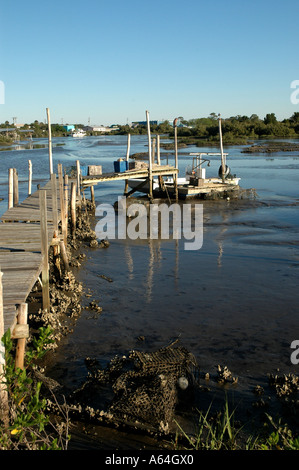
[24,190,299,450]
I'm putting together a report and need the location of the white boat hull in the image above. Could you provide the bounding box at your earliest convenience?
[128,176,239,194]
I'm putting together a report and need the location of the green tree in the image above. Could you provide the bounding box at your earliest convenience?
[264,113,277,125]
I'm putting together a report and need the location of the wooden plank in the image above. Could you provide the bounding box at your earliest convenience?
[81,165,178,186]
[3,305,17,336]
[0,223,54,252]
[1,178,64,223]
[1,266,42,330]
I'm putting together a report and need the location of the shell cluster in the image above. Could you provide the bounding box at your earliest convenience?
[216,365,238,384]
[268,373,299,398]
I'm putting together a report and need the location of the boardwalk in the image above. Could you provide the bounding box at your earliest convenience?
[0,175,68,335]
[0,160,178,338]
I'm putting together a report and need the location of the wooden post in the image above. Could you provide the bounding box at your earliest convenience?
[8,168,13,209]
[58,164,67,245]
[146,110,153,200]
[218,114,226,182]
[15,303,28,370]
[59,240,69,272]
[28,160,32,196]
[76,160,81,197]
[13,168,19,206]
[64,173,68,241]
[173,118,178,202]
[157,134,161,165]
[124,134,131,194]
[90,185,95,206]
[71,182,77,239]
[152,138,156,165]
[0,269,9,428]
[46,108,53,176]
[126,133,131,162]
[39,190,50,312]
[52,230,61,279]
[50,173,58,232]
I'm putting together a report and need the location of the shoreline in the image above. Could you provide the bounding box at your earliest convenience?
[22,195,299,451]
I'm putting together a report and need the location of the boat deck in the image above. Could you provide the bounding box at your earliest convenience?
[81,164,178,186]
[176,178,241,198]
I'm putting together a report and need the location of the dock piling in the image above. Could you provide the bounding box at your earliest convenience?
[156,134,160,165]
[50,173,58,232]
[39,190,50,312]
[71,182,77,238]
[0,269,9,428]
[59,240,70,272]
[76,160,81,198]
[46,108,53,175]
[146,110,153,200]
[218,114,226,182]
[64,173,69,240]
[173,118,178,202]
[124,134,131,194]
[58,164,67,245]
[126,133,131,162]
[28,160,32,196]
[90,185,95,206]
[13,168,19,206]
[8,168,13,209]
[14,303,28,370]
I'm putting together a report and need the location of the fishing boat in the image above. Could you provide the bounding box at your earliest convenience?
[72,128,86,137]
[127,175,188,193]
[127,115,240,198]
[127,152,240,197]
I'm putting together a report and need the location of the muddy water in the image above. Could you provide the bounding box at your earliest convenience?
[51,198,299,382]
[1,136,299,448]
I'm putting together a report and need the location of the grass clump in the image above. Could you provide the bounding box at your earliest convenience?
[0,327,70,450]
[173,397,299,451]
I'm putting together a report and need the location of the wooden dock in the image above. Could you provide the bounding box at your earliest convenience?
[0,156,179,348]
[0,168,72,340]
[81,164,178,186]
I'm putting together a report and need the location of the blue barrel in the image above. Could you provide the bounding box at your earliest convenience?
[80,165,88,176]
[114,160,128,173]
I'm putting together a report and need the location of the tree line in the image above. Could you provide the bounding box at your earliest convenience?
[115,112,299,145]
[1,113,299,146]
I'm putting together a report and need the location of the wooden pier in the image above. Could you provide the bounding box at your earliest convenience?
[0,166,75,367]
[81,164,178,186]
[0,110,240,377]
[81,163,179,201]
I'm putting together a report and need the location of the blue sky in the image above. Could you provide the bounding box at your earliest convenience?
[1,0,298,125]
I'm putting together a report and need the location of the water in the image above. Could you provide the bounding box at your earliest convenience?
[1,135,299,441]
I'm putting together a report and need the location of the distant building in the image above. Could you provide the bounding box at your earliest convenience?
[131,120,163,128]
[63,125,75,132]
[83,125,119,133]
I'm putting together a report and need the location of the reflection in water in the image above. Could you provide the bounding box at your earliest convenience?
[146,240,154,303]
[124,244,134,281]
[217,242,223,267]
[216,211,229,267]
[0,142,65,152]
[123,236,180,304]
